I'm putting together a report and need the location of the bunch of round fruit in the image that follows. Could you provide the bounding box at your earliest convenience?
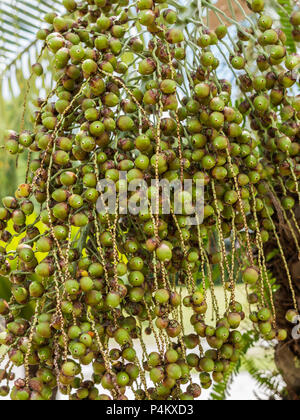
[0,0,299,400]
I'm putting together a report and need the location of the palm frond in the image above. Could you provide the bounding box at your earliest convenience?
[274,0,297,53]
[210,360,242,400]
[210,330,260,400]
[243,358,284,400]
[0,0,63,97]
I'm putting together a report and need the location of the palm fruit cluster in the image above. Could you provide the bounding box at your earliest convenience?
[0,0,299,400]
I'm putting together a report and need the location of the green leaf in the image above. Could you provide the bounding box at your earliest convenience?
[0,0,62,97]
[0,276,11,300]
[275,0,296,53]
[266,249,280,262]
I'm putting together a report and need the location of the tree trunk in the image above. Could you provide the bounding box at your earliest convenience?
[267,205,300,400]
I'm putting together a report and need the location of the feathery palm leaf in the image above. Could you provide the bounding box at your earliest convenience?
[0,0,63,98]
[0,0,63,198]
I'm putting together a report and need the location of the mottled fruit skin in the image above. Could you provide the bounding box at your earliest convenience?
[242,267,259,285]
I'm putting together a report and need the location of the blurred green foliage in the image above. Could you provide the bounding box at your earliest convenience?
[0,91,32,197]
